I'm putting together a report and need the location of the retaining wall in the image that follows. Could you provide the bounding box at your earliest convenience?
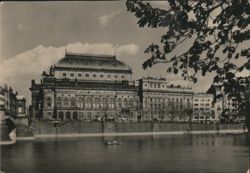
[31,120,245,135]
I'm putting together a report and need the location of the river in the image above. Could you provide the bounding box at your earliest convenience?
[1,134,250,173]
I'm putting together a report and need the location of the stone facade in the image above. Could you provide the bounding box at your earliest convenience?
[193,93,215,123]
[138,77,193,122]
[31,52,245,123]
[30,53,139,121]
[0,85,28,125]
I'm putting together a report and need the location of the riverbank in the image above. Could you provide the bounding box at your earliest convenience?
[21,129,248,140]
[11,121,247,141]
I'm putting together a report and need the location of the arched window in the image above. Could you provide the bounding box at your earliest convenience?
[53,112,57,119]
[118,98,122,108]
[95,98,100,109]
[124,98,128,108]
[129,98,134,108]
[70,97,76,107]
[110,98,115,109]
[47,97,52,107]
[64,97,69,107]
[66,112,71,119]
[73,112,78,120]
[59,112,64,120]
[78,97,84,109]
[86,98,92,109]
[103,98,107,109]
[57,97,62,107]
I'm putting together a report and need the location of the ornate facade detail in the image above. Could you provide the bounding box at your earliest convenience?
[30,53,139,122]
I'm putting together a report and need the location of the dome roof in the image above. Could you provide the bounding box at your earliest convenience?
[55,53,131,71]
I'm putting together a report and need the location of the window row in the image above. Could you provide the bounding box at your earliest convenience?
[194,99,211,102]
[57,101,138,109]
[145,98,191,102]
[62,72,126,79]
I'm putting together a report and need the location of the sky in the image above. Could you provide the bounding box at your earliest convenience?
[0,1,248,104]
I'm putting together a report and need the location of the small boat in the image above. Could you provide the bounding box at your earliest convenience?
[104,140,121,145]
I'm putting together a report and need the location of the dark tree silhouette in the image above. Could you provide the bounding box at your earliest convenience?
[126,0,250,129]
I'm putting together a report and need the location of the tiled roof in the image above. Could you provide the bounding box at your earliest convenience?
[55,53,131,71]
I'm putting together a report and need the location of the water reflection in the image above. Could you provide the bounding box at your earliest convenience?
[1,134,250,173]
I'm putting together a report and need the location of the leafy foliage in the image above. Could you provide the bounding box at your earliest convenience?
[126,0,250,128]
[126,0,250,117]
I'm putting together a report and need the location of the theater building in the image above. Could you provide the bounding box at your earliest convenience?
[30,53,139,121]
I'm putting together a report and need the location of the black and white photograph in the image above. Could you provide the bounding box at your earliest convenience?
[0,1,250,173]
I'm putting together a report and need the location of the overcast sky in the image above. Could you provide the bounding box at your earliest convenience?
[0,1,248,103]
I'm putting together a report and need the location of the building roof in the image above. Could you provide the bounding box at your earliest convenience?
[54,52,132,72]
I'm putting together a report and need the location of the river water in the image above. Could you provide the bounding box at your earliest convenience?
[1,134,250,173]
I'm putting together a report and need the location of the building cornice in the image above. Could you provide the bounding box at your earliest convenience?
[54,66,132,74]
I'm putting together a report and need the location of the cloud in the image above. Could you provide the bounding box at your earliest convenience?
[17,24,29,31]
[0,42,139,103]
[116,44,139,56]
[98,10,121,28]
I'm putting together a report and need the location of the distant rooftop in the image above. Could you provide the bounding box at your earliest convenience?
[54,52,131,71]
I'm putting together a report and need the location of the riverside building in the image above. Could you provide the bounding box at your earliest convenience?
[32,52,234,123]
[193,93,215,123]
[30,53,140,122]
[0,85,28,125]
[138,77,193,122]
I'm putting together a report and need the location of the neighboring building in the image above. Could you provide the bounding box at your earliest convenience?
[193,93,215,123]
[0,86,28,125]
[0,86,17,117]
[30,53,140,122]
[138,77,193,122]
[16,95,26,117]
[207,83,243,123]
